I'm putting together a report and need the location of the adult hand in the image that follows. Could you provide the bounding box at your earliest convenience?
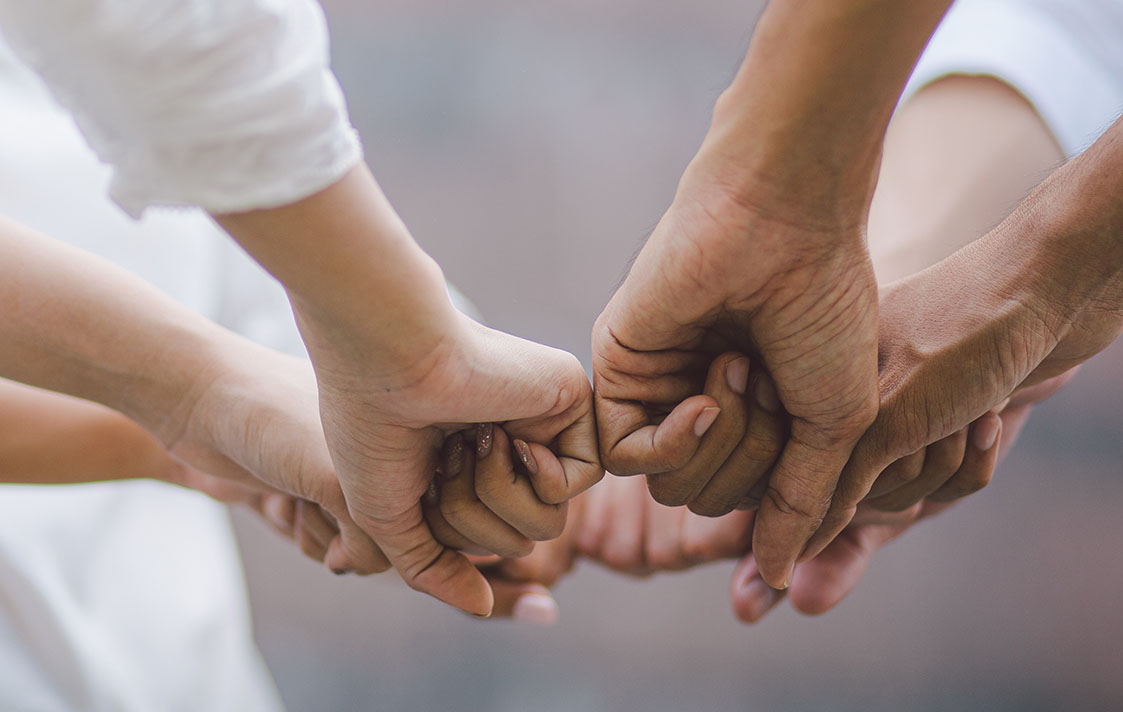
[162,342,391,576]
[218,167,602,616]
[302,311,601,616]
[804,204,1123,560]
[593,163,878,589]
[732,383,1060,623]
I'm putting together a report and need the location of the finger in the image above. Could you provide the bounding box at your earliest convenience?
[689,372,786,516]
[583,474,649,574]
[795,428,894,572]
[324,518,392,576]
[866,428,969,511]
[440,436,535,558]
[642,498,689,571]
[680,508,754,564]
[312,483,391,576]
[491,503,583,588]
[475,426,567,541]
[485,578,559,625]
[519,400,604,505]
[357,504,495,616]
[786,524,888,616]
[729,555,787,624]
[294,500,330,563]
[927,413,1002,502]
[260,494,296,537]
[596,392,720,476]
[751,418,857,589]
[863,447,927,500]
[648,353,750,508]
[422,478,493,556]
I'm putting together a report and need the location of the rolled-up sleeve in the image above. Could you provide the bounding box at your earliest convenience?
[0,0,362,217]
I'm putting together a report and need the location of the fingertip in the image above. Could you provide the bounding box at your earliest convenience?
[971,411,1001,451]
[414,549,495,617]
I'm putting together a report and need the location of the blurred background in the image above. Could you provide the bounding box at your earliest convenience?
[229,1,1123,710]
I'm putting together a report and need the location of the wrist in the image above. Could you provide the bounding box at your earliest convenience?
[694,0,953,230]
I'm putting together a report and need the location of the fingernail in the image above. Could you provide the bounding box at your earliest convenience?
[972,417,1000,451]
[754,378,780,413]
[726,356,750,395]
[777,563,793,590]
[740,578,780,621]
[512,439,539,476]
[476,423,494,458]
[512,594,559,626]
[694,407,720,437]
[444,436,465,478]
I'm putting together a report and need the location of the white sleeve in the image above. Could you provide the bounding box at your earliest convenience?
[0,0,362,217]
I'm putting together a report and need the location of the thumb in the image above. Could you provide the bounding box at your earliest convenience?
[358,504,495,617]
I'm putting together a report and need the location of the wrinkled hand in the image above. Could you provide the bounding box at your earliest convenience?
[732,381,1062,623]
[306,310,602,616]
[803,214,1123,559]
[593,166,879,588]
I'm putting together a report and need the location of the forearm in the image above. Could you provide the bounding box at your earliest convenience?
[214,165,460,378]
[0,379,171,485]
[692,0,953,226]
[986,115,1123,329]
[0,216,243,445]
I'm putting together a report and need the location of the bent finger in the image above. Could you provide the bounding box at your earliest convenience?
[927,413,1002,502]
[440,437,535,558]
[475,426,567,541]
[597,391,720,476]
[690,371,785,517]
[867,428,968,511]
[648,353,751,509]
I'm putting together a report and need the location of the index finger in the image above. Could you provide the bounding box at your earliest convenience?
[517,404,604,505]
[750,419,861,589]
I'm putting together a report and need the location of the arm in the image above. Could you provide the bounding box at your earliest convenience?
[0,377,387,572]
[0,0,601,614]
[0,378,179,486]
[593,0,953,588]
[806,113,1123,558]
[0,216,387,575]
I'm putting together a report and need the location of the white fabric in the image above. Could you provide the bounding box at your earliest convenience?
[0,41,293,712]
[0,0,362,217]
[907,0,1123,158]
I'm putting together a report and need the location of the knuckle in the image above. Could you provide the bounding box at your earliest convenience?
[762,484,827,527]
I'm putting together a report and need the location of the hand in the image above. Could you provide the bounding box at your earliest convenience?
[593,162,879,589]
[422,423,572,560]
[477,473,757,624]
[304,309,602,616]
[803,206,1123,559]
[161,454,381,574]
[731,389,1054,623]
[217,167,602,616]
[162,342,389,576]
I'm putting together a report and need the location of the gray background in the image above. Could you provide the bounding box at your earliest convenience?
[231,2,1123,710]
